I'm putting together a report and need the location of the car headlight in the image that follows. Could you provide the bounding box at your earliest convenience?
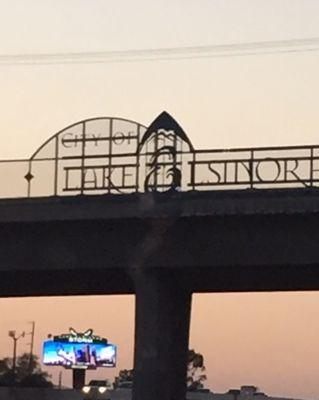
[98,387,107,393]
[82,386,91,393]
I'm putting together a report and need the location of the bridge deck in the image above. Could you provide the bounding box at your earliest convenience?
[0,189,319,297]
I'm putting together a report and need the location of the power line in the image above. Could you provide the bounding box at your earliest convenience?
[1,37,319,65]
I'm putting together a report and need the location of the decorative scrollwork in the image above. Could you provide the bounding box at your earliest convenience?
[144,144,182,192]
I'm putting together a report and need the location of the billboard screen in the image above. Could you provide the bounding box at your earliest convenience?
[43,340,116,369]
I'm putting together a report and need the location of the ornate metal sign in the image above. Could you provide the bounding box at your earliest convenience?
[1,111,318,199]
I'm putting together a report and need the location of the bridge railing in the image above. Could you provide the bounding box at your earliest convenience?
[0,143,317,199]
[189,144,318,191]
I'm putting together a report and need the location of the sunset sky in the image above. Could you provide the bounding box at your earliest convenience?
[1,1,319,398]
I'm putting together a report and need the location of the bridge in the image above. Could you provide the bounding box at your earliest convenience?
[1,112,319,400]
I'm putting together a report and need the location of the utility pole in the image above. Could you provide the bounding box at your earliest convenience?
[8,330,25,381]
[58,370,62,389]
[26,321,35,370]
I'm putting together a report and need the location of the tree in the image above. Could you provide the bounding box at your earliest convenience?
[0,353,52,388]
[113,369,133,389]
[113,349,207,391]
[187,349,207,391]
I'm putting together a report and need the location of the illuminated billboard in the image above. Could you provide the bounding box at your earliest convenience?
[42,328,116,369]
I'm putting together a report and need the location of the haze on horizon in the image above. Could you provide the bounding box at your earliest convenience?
[0,1,319,399]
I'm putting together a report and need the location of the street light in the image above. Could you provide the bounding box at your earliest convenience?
[8,330,25,380]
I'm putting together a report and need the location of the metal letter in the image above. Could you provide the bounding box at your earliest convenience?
[61,133,75,148]
[113,132,125,145]
[103,166,115,187]
[83,168,98,189]
[234,161,252,184]
[208,163,222,184]
[122,166,133,187]
[284,159,308,187]
[64,168,80,191]
[255,158,281,182]
[126,131,136,145]
[92,133,102,147]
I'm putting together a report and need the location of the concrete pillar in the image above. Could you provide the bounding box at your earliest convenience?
[133,272,192,400]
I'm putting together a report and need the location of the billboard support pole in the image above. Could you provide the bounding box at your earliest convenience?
[72,369,85,390]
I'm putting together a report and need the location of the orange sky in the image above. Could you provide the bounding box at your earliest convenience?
[1,1,319,398]
[1,292,319,399]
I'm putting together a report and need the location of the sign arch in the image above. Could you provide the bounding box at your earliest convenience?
[26,116,148,196]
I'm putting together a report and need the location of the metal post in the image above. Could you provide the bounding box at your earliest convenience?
[58,370,62,390]
[72,369,86,389]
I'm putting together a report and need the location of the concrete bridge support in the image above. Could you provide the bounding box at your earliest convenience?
[2,191,319,397]
[133,272,192,400]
